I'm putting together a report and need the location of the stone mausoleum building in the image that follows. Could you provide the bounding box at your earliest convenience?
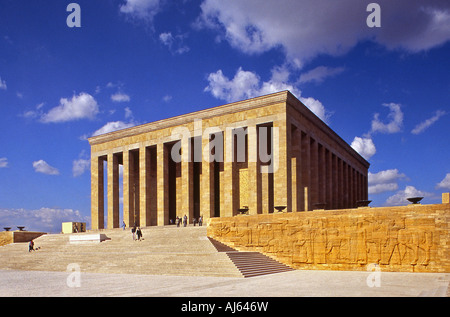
[88,91,369,230]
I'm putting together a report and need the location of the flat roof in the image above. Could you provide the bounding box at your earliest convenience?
[88,90,369,168]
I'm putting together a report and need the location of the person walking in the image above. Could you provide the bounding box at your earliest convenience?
[136,227,143,241]
[199,215,203,226]
[122,221,126,231]
[183,214,187,227]
[131,226,136,240]
[28,239,34,252]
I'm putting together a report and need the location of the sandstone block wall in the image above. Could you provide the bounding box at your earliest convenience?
[0,231,45,246]
[207,203,450,273]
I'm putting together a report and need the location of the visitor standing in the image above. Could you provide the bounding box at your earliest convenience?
[136,227,143,241]
[183,214,187,227]
[131,226,136,240]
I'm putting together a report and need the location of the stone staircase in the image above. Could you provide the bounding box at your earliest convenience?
[0,226,294,278]
[208,237,295,278]
[0,226,240,277]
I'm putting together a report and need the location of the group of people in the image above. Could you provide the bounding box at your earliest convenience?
[131,226,143,241]
[123,221,143,241]
[122,214,203,240]
[175,215,203,227]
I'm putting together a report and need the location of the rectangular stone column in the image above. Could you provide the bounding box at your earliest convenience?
[222,127,237,217]
[157,143,169,226]
[273,118,292,212]
[247,125,261,215]
[91,155,104,230]
[139,146,151,226]
[181,137,194,223]
[326,149,333,210]
[301,132,311,211]
[123,150,135,228]
[107,152,120,229]
[332,154,338,209]
[318,143,326,207]
[201,133,214,220]
[310,138,318,209]
[338,158,344,209]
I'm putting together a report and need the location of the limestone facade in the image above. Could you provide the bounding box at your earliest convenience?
[88,91,369,229]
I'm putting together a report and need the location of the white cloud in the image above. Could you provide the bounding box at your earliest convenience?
[0,76,6,90]
[163,95,172,102]
[0,207,89,233]
[40,92,99,123]
[0,157,8,168]
[351,137,376,160]
[92,121,136,136]
[368,169,407,194]
[111,92,131,103]
[385,185,433,206]
[32,160,60,175]
[411,110,446,134]
[299,66,345,84]
[204,66,330,123]
[120,0,161,21]
[436,173,450,190]
[298,97,328,124]
[91,107,139,137]
[197,0,450,65]
[159,32,190,55]
[205,67,261,102]
[370,103,403,135]
[72,158,90,177]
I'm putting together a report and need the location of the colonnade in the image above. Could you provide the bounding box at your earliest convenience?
[91,118,368,230]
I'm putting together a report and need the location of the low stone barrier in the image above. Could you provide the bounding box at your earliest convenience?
[69,233,109,244]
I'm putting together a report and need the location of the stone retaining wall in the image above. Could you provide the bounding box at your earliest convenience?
[207,202,449,273]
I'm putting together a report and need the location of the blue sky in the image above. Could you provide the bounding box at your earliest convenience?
[0,0,449,233]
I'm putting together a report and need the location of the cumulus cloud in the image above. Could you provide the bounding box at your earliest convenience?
[411,110,446,134]
[368,169,407,194]
[436,173,450,190]
[119,0,162,21]
[299,66,345,84]
[370,103,403,135]
[197,0,450,65]
[0,157,8,168]
[32,160,60,175]
[351,137,376,160]
[92,121,136,136]
[91,107,139,137]
[385,185,433,206]
[0,207,89,233]
[204,66,330,123]
[111,92,131,103]
[40,92,99,123]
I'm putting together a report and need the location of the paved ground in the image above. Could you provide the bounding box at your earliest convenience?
[0,269,448,297]
[1,227,448,298]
